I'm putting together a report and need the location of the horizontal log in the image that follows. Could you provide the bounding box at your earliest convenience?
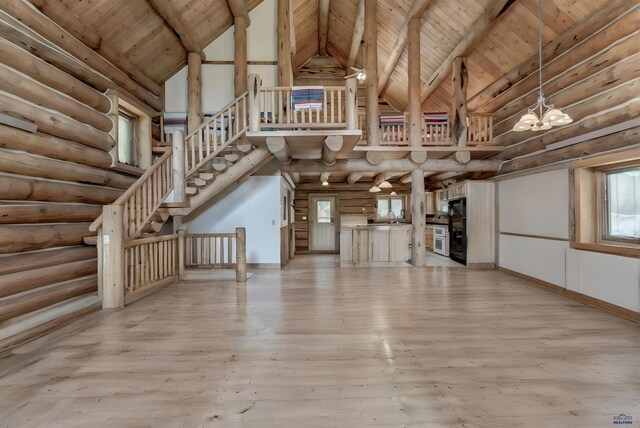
[0,274,97,323]
[0,223,95,254]
[0,39,110,113]
[281,159,502,173]
[0,203,102,224]
[496,126,640,175]
[0,149,135,189]
[0,0,162,109]
[469,0,640,111]
[0,92,115,151]
[0,245,96,276]
[494,96,640,160]
[0,174,122,204]
[0,64,112,132]
[492,35,640,126]
[0,125,113,169]
[0,257,96,297]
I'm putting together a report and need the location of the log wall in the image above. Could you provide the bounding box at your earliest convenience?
[0,4,154,354]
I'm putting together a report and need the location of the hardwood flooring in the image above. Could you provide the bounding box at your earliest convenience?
[0,255,639,427]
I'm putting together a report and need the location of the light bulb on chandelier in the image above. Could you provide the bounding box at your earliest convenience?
[513,0,572,132]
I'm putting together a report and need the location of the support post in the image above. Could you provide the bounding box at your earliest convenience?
[248,74,262,132]
[187,52,202,134]
[346,77,358,131]
[102,205,124,309]
[178,229,185,277]
[172,130,186,204]
[411,169,426,267]
[234,16,248,96]
[452,57,470,164]
[236,227,247,282]
[408,16,427,165]
[277,0,293,87]
[364,0,379,146]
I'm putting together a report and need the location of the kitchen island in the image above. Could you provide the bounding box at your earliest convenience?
[340,223,412,265]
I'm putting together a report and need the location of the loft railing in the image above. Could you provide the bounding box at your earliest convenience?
[379,114,493,146]
[184,91,249,177]
[247,74,359,132]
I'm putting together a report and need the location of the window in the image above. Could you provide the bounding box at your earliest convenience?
[377,196,405,219]
[316,200,332,223]
[602,166,640,242]
[118,111,137,166]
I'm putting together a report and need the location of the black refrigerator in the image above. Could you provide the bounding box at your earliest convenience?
[448,198,467,265]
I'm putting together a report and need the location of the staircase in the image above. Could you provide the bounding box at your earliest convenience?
[89,91,273,241]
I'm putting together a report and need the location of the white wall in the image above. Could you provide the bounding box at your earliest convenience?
[185,175,282,264]
[497,168,640,312]
[165,0,278,114]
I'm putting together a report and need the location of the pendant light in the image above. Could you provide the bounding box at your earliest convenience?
[513,0,572,132]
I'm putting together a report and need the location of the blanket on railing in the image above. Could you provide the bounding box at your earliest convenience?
[291,86,324,111]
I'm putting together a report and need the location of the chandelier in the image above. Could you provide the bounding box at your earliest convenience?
[513,0,572,132]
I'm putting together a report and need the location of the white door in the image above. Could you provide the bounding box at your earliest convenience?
[310,196,337,252]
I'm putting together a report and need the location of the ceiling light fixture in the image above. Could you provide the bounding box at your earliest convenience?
[321,180,329,186]
[390,191,397,196]
[378,180,393,189]
[369,185,381,193]
[345,67,367,83]
[513,0,572,132]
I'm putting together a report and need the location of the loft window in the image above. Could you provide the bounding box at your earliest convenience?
[601,166,640,243]
[377,196,404,219]
[118,110,138,166]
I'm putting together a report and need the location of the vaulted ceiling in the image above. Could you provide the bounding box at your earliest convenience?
[292,0,607,113]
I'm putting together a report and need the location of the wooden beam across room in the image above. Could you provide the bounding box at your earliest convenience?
[377,0,431,95]
[148,0,205,59]
[419,0,511,105]
[347,0,365,71]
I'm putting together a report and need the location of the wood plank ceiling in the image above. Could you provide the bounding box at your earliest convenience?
[49,0,263,85]
[294,0,608,113]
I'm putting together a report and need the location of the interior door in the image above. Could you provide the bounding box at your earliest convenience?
[310,195,337,252]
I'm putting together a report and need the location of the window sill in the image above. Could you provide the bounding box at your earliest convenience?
[112,162,145,177]
[570,242,640,259]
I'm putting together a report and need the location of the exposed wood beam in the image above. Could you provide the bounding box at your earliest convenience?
[234,16,248,96]
[147,0,205,59]
[281,159,502,173]
[364,0,379,146]
[347,0,365,71]
[319,172,331,184]
[322,135,343,165]
[187,53,202,133]
[266,136,292,164]
[346,172,364,184]
[451,57,470,164]
[407,15,426,165]
[411,169,426,267]
[289,172,300,184]
[419,0,510,105]
[318,0,330,56]
[277,0,293,86]
[377,0,430,95]
[226,0,250,25]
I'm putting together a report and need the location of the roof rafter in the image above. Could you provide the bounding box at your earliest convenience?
[147,0,206,59]
[377,0,431,96]
[346,0,365,71]
[318,0,330,56]
[419,0,511,106]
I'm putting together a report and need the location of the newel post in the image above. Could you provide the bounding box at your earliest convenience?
[345,77,358,131]
[235,227,247,282]
[102,205,125,309]
[172,130,186,204]
[178,229,186,277]
[248,74,262,132]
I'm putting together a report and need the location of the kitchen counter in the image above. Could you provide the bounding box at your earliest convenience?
[340,224,411,264]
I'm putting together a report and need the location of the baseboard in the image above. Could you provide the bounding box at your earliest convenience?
[498,266,640,323]
[466,263,495,270]
[247,263,281,269]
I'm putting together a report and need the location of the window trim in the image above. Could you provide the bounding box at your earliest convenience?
[597,164,640,245]
[572,150,640,259]
[375,195,406,221]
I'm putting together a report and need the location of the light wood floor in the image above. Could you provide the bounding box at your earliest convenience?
[1,255,639,427]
